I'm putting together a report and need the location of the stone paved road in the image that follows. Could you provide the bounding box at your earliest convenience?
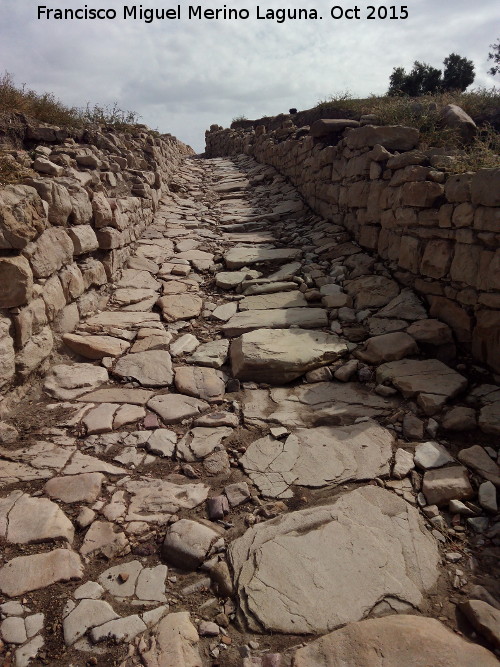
[0,155,499,666]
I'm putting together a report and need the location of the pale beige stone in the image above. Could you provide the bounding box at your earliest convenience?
[292,614,499,667]
[0,549,83,596]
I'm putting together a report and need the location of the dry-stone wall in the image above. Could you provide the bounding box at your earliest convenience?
[0,120,192,410]
[205,121,500,375]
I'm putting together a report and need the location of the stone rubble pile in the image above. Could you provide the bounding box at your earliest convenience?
[0,151,498,666]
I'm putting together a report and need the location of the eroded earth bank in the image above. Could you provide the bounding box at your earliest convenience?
[1,152,500,666]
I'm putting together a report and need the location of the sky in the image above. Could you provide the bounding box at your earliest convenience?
[0,0,497,152]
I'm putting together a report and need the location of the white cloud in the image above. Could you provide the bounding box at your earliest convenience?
[0,0,497,151]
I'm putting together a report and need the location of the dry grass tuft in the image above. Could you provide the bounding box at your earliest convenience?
[0,71,141,131]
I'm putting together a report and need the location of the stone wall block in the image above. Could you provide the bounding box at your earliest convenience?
[398,236,421,273]
[401,181,444,208]
[22,227,74,278]
[429,296,472,342]
[59,263,85,301]
[15,326,54,379]
[0,185,47,250]
[25,179,72,226]
[472,310,500,373]
[474,206,500,232]
[68,225,99,255]
[13,298,48,348]
[444,173,472,203]
[42,274,67,321]
[449,244,482,287]
[345,125,419,151]
[0,256,33,308]
[471,168,500,206]
[420,240,453,279]
[0,316,15,390]
[452,202,474,228]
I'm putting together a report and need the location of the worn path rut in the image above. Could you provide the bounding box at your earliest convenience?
[0,155,499,666]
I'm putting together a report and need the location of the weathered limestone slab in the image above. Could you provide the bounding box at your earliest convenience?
[63,598,119,645]
[122,478,209,522]
[242,382,397,428]
[238,291,307,310]
[458,445,500,485]
[0,549,83,596]
[44,364,109,400]
[174,366,225,403]
[113,350,173,387]
[345,275,399,309]
[176,427,232,462]
[157,294,203,322]
[223,308,328,337]
[292,615,499,667]
[224,247,301,269]
[63,334,129,359]
[81,311,160,334]
[116,269,160,291]
[188,340,229,368]
[231,328,347,383]
[422,466,474,505]
[0,256,33,308]
[378,357,466,397]
[162,519,221,569]
[240,421,393,498]
[356,332,418,364]
[147,394,209,423]
[79,387,154,405]
[80,520,128,558]
[44,472,104,503]
[0,491,74,544]
[229,486,439,633]
[139,612,202,667]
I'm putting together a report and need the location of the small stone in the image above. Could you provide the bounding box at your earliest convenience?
[210,561,234,598]
[0,421,18,444]
[76,507,95,528]
[207,496,230,520]
[441,406,476,431]
[224,482,251,507]
[467,517,489,533]
[162,519,221,570]
[393,449,415,479]
[414,441,455,470]
[1,616,28,644]
[333,359,359,382]
[422,466,474,506]
[402,414,424,440]
[478,481,498,513]
[459,600,500,648]
[170,334,200,357]
[74,581,104,600]
[198,621,220,636]
[24,613,44,638]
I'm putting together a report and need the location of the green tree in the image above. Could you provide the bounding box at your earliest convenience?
[442,53,475,91]
[488,39,500,76]
[388,61,442,96]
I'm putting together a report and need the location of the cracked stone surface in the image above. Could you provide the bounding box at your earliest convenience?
[240,421,394,498]
[229,486,440,633]
[292,615,500,667]
[0,491,74,544]
[241,382,397,428]
[231,328,348,383]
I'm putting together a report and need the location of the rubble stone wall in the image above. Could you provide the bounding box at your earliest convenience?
[0,121,193,402]
[205,123,500,374]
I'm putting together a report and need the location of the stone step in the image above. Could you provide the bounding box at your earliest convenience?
[224,247,302,269]
[222,308,328,337]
